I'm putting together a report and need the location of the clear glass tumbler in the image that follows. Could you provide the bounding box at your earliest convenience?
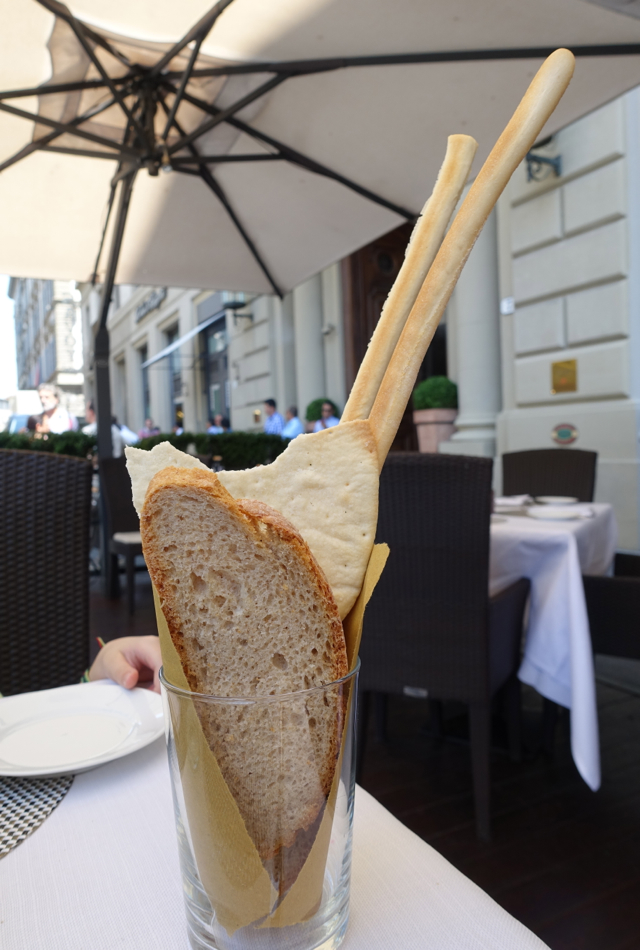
[161,662,359,950]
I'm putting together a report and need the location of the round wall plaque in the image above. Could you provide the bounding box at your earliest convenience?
[551,423,578,445]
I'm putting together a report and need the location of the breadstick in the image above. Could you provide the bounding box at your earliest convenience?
[369,48,575,466]
[341,134,477,423]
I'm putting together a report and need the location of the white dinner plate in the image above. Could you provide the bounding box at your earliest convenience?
[535,496,579,505]
[0,681,164,777]
[527,505,582,521]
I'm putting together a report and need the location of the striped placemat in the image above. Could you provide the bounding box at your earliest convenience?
[0,775,74,858]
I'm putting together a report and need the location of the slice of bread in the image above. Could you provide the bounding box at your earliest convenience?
[141,465,348,876]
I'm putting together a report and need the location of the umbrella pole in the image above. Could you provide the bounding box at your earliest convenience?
[95,166,137,595]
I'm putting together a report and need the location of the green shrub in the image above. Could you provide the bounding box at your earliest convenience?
[0,430,97,458]
[136,431,195,453]
[305,398,340,423]
[412,376,458,410]
[137,432,289,470]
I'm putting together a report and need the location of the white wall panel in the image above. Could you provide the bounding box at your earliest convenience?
[563,159,626,235]
[514,298,564,354]
[512,190,561,254]
[513,219,627,303]
[566,279,628,345]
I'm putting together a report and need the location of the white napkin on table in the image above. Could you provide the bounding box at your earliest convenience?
[494,495,532,507]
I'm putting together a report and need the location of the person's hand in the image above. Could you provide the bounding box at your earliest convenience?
[89,636,162,693]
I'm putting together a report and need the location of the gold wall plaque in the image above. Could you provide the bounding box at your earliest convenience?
[551,359,577,394]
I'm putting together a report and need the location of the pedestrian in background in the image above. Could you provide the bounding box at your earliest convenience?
[38,383,78,433]
[207,413,224,434]
[138,418,160,439]
[263,398,284,436]
[282,406,304,439]
[313,401,340,432]
[82,402,124,456]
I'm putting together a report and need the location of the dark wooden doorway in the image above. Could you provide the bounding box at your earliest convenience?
[342,222,447,451]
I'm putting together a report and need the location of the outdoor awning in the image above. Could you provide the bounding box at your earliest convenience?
[4,0,640,295]
[141,305,233,367]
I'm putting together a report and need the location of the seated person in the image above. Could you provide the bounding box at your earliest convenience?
[313,401,340,432]
[282,406,304,440]
[89,636,162,693]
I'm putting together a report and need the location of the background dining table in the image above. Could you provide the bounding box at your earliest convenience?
[0,735,550,950]
[489,503,618,792]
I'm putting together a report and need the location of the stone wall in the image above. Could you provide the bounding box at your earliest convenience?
[497,94,640,550]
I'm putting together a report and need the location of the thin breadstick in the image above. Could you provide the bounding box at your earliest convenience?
[369,48,575,466]
[341,134,477,423]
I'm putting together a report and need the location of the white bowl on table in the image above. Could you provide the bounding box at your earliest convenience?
[527,505,582,521]
[534,496,579,505]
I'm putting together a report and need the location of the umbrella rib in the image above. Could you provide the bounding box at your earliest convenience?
[181,43,640,78]
[90,179,118,285]
[0,100,136,157]
[34,0,132,68]
[198,166,283,298]
[160,34,206,141]
[159,91,282,296]
[177,88,416,219]
[167,74,286,155]
[172,153,284,163]
[34,1,144,137]
[0,78,128,100]
[150,0,238,77]
[40,145,123,160]
[0,94,118,174]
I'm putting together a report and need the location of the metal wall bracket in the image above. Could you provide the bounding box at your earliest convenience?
[526,151,562,182]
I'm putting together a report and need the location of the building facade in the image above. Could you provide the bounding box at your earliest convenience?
[9,278,85,419]
[82,265,348,438]
[443,91,640,551]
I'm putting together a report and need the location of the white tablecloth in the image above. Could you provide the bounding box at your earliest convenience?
[490,503,618,792]
[0,739,548,950]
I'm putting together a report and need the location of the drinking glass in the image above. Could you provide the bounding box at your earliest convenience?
[161,662,359,950]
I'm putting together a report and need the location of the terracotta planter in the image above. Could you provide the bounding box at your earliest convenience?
[413,408,458,453]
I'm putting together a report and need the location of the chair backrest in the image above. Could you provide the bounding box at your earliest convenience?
[502,448,597,502]
[583,574,640,660]
[100,456,139,535]
[0,449,92,695]
[359,452,493,703]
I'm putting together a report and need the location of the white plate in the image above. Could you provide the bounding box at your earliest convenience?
[527,505,582,521]
[535,496,579,505]
[0,681,164,777]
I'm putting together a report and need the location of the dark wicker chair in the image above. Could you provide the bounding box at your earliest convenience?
[583,553,640,660]
[99,456,143,615]
[502,448,597,502]
[358,453,530,841]
[0,448,92,696]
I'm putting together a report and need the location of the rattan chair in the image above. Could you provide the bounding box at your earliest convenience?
[501,447,597,502]
[358,453,530,841]
[583,553,640,659]
[99,456,143,615]
[0,448,92,696]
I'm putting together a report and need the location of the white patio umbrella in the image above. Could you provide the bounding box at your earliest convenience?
[3,0,640,457]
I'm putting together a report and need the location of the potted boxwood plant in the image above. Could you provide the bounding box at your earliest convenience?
[412,376,458,453]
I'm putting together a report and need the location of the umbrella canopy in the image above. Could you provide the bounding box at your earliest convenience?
[3,0,640,296]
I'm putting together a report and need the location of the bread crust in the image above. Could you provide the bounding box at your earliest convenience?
[141,465,348,872]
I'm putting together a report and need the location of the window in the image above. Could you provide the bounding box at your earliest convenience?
[165,325,183,429]
[139,345,150,421]
[202,317,229,421]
